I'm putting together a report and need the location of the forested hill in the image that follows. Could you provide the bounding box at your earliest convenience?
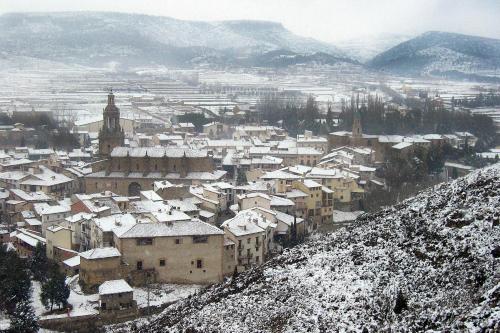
[369,31,500,79]
[0,12,348,68]
[111,164,500,332]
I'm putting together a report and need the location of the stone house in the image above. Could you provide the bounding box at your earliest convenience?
[79,247,125,290]
[221,210,275,271]
[113,220,225,285]
[98,279,136,312]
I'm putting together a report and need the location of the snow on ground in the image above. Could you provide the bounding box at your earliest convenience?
[115,164,500,333]
[0,313,10,330]
[30,275,200,321]
[134,284,201,308]
[31,276,99,319]
[31,281,46,317]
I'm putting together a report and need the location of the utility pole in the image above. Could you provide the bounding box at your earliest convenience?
[146,272,151,317]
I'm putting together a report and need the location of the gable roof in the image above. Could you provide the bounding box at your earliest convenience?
[80,247,121,260]
[115,220,223,238]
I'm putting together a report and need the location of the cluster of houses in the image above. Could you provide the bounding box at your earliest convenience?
[0,93,483,315]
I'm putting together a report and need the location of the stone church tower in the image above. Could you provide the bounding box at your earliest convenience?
[352,109,363,138]
[99,92,125,157]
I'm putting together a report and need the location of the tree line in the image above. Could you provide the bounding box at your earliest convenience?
[452,92,500,108]
[0,112,80,151]
[339,95,497,148]
[256,94,330,136]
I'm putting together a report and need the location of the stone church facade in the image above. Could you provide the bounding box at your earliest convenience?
[86,94,224,196]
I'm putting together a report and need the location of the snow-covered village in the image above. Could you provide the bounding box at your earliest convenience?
[0,1,499,332]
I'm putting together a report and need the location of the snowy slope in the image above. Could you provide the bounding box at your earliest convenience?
[0,12,346,68]
[113,163,500,332]
[369,31,500,78]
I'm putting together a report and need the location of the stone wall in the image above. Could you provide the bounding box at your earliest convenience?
[80,256,125,292]
[115,234,224,285]
[107,155,214,175]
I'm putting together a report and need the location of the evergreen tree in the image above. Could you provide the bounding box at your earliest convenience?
[177,113,210,132]
[236,170,247,185]
[326,103,334,130]
[9,300,39,333]
[40,266,70,311]
[426,144,445,174]
[0,245,32,314]
[29,243,48,282]
[393,290,408,314]
[290,215,298,245]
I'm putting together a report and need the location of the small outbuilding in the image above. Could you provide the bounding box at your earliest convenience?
[98,279,136,312]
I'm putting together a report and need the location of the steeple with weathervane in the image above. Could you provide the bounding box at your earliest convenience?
[98,90,125,157]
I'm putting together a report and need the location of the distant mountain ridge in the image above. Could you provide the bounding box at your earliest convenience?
[368,31,500,78]
[1,12,499,76]
[336,33,414,62]
[0,12,348,68]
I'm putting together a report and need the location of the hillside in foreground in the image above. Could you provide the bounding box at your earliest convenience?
[112,164,500,332]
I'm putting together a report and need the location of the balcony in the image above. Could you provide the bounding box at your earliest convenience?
[296,203,306,210]
[240,253,253,259]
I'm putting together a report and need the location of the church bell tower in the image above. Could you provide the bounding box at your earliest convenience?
[352,109,363,138]
[98,91,125,157]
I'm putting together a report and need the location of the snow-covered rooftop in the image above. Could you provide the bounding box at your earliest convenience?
[99,279,133,296]
[110,147,207,158]
[80,247,121,260]
[115,220,223,238]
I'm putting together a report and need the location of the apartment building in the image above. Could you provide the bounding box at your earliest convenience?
[221,210,274,271]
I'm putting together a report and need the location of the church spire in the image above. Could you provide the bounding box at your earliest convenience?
[352,109,362,138]
[107,91,115,106]
[99,91,125,157]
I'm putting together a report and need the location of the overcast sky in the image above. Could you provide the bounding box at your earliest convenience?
[1,0,499,42]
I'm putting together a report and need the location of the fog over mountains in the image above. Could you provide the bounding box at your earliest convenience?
[1,11,500,78]
[0,12,346,68]
[336,33,414,62]
[369,31,500,78]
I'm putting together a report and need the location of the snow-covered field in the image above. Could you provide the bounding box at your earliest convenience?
[31,277,99,320]
[134,284,200,308]
[29,276,200,321]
